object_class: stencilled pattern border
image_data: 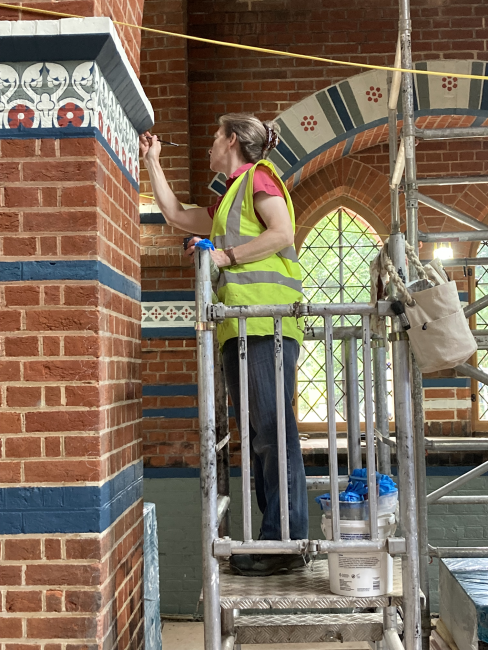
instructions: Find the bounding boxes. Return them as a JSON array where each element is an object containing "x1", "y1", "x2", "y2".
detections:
[
  {"x1": 142, "y1": 302, "x2": 196, "y2": 328},
  {"x1": 0, "y1": 60, "x2": 139, "y2": 184}
]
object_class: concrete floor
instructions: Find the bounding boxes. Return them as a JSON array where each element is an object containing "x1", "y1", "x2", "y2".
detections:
[{"x1": 161, "y1": 621, "x2": 371, "y2": 649}]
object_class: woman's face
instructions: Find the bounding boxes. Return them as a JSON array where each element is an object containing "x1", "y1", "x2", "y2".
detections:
[{"x1": 208, "y1": 126, "x2": 233, "y2": 173}]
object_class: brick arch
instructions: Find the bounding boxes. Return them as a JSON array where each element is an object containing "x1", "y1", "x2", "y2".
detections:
[
  {"x1": 207, "y1": 60, "x2": 488, "y2": 200},
  {"x1": 292, "y1": 158, "x2": 391, "y2": 251}
]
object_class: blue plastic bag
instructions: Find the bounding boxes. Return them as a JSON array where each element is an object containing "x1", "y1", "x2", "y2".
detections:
[{"x1": 195, "y1": 238, "x2": 215, "y2": 251}]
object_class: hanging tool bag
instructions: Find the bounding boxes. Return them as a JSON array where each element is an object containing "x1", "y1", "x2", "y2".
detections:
[{"x1": 386, "y1": 243, "x2": 477, "y2": 374}]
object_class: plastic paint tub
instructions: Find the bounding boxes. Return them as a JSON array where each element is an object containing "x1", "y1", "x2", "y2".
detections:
[
  {"x1": 318, "y1": 491, "x2": 398, "y2": 520},
  {"x1": 322, "y1": 513, "x2": 396, "y2": 596}
]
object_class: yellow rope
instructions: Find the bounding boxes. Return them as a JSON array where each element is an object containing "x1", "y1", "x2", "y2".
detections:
[{"x1": 1, "y1": 2, "x2": 488, "y2": 81}]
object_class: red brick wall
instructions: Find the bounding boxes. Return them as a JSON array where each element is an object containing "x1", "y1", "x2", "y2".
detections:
[
  {"x1": 0, "y1": 136, "x2": 143, "y2": 647},
  {"x1": 0, "y1": 501, "x2": 143, "y2": 648},
  {"x1": 142, "y1": 338, "x2": 199, "y2": 468},
  {"x1": 0, "y1": 0, "x2": 145, "y2": 75},
  {"x1": 0, "y1": 139, "x2": 141, "y2": 484},
  {"x1": 140, "y1": 0, "x2": 191, "y2": 202}
]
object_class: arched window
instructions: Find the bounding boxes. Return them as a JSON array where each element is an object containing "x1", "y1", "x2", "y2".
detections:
[{"x1": 297, "y1": 206, "x2": 389, "y2": 428}]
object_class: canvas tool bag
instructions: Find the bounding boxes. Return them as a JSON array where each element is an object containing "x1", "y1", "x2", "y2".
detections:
[{"x1": 386, "y1": 243, "x2": 477, "y2": 374}]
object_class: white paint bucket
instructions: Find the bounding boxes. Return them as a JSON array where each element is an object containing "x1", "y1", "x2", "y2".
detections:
[{"x1": 322, "y1": 513, "x2": 396, "y2": 596}]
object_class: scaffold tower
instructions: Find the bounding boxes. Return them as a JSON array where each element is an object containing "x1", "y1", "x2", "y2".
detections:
[{"x1": 194, "y1": 1, "x2": 488, "y2": 648}]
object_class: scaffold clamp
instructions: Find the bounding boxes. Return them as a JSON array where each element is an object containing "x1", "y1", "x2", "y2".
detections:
[
  {"x1": 195, "y1": 321, "x2": 216, "y2": 331},
  {"x1": 388, "y1": 331, "x2": 409, "y2": 342},
  {"x1": 209, "y1": 302, "x2": 226, "y2": 322}
]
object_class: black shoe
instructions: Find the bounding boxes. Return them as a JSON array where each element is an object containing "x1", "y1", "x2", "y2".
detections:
[{"x1": 229, "y1": 553, "x2": 310, "y2": 577}]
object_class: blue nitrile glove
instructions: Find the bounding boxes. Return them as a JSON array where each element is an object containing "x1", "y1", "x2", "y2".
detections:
[
  {"x1": 348, "y1": 468, "x2": 397, "y2": 495},
  {"x1": 339, "y1": 491, "x2": 363, "y2": 502},
  {"x1": 378, "y1": 473, "x2": 398, "y2": 495},
  {"x1": 315, "y1": 493, "x2": 330, "y2": 509},
  {"x1": 315, "y1": 491, "x2": 364, "y2": 506},
  {"x1": 195, "y1": 239, "x2": 215, "y2": 251}
]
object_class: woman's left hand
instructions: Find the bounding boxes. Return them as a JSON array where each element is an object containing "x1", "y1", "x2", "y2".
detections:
[
  {"x1": 210, "y1": 249, "x2": 232, "y2": 268},
  {"x1": 185, "y1": 240, "x2": 230, "y2": 267}
]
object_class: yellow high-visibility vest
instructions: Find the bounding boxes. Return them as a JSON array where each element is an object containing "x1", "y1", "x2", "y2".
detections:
[{"x1": 210, "y1": 159, "x2": 304, "y2": 346}]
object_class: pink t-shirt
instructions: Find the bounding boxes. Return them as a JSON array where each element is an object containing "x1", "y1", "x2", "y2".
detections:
[{"x1": 208, "y1": 163, "x2": 284, "y2": 226}]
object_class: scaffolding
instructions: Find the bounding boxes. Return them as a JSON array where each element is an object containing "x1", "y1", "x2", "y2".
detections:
[{"x1": 194, "y1": 0, "x2": 488, "y2": 648}]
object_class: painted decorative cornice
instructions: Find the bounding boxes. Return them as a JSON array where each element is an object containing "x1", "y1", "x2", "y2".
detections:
[
  {"x1": 209, "y1": 60, "x2": 488, "y2": 194},
  {"x1": 0, "y1": 18, "x2": 154, "y2": 188}
]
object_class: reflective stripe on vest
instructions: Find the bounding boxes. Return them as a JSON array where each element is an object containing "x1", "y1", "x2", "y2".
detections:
[{"x1": 217, "y1": 269, "x2": 303, "y2": 293}]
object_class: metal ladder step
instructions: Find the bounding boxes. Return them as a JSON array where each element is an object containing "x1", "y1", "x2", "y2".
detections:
[
  {"x1": 219, "y1": 558, "x2": 418, "y2": 610},
  {"x1": 234, "y1": 612, "x2": 395, "y2": 644}
]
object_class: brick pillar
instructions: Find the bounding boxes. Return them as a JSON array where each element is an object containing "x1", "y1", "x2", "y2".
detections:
[{"x1": 0, "y1": 18, "x2": 153, "y2": 649}]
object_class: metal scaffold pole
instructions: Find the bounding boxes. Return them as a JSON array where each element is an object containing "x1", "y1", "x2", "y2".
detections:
[
  {"x1": 383, "y1": 4, "x2": 422, "y2": 647},
  {"x1": 389, "y1": 234, "x2": 422, "y2": 650},
  {"x1": 195, "y1": 248, "x2": 222, "y2": 650},
  {"x1": 398, "y1": 0, "x2": 431, "y2": 645},
  {"x1": 214, "y1": 334, "x2": 231, "y2": 537}
]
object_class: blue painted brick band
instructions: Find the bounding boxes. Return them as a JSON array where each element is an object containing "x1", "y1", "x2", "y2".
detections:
[
  {"x1": 142, "y1": 291, "x2": 195, "y2": 302},
  {"x1": 143, "y1": 406, "x2": 235, "y2": 418},
  {"x1": 143, "y1": 384, "x2": 198, "y2": 397},
  {"x1": 422, "y1": 378, "x2": 471, "y2": 388},
  {"x1": 140, "y1": 212, "x2": 166, "y2": 224},
  {"x1": 142, "y1": 327, "x2": 195, "y2": 339},
  {"x1": 0, "y1": 461, "x2": 143, "y2": 535},
  {"x1": 0, "y1": 260, "x2": 141, "y2": 302},
  {"x1": 142, "y1": 465, "x2": 488, "y2": 479}
]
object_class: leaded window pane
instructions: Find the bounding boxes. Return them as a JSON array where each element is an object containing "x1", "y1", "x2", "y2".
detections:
[
  {"x1": 297, "y1": 207, "x2": 393, "y2": 423},
  {"x1": 476, "y1": 242, "x2": 488, "y2": 420}
]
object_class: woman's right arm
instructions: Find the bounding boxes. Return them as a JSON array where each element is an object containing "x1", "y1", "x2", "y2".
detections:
[{"x1": 140, "y1": 133, "x2": 213, "y2": 235}]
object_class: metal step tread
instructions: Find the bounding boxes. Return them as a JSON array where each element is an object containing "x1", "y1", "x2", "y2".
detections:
[
  {"x1": 234, "y1": 612, "x2": 387, "y2": 643},
  {"x1": 220, "y1": 557, "x2": 412, "y2": 610}
]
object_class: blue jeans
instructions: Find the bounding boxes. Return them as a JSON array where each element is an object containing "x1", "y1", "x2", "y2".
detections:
[{"x1": 222, "y1": 335, "x2": 309, "y2": 541}]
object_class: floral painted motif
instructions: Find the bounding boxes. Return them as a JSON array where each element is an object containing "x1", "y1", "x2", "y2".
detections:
[
  {"x1": 57, "y1": 102, "x2": 84, "y2": 127},
  {"x1": 301, "y1": 115, "x2": 317, "y2": 132},
  {"x1": 442, "y1": 76, "x2": 458, "y2": 91},
  {"x1": 366, "y1": 86, "x2": 382, "y2": 103},
  {"x1": 8, "y1": 104, "x2": 35, "y2": 128},
  {"x1": 0, "y1": 61, "x2": 140, "y2": 186},
  {"x1": 164, "y1": 307, "x2": 179, "y2": 320}
]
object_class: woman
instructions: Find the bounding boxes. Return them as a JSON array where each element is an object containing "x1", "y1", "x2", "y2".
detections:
[{"x1": 140, "y1": 113, "x2": 308, "y2": 576}]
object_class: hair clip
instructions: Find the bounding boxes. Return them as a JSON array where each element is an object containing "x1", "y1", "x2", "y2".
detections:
[{"x1": 263, "y1": 124, "x2": 279, "y2": 153}]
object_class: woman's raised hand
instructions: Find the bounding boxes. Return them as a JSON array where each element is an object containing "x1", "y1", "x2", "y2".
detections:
[{"x1": 139, "y1": 132, "x2": 161, "y2": 166}]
